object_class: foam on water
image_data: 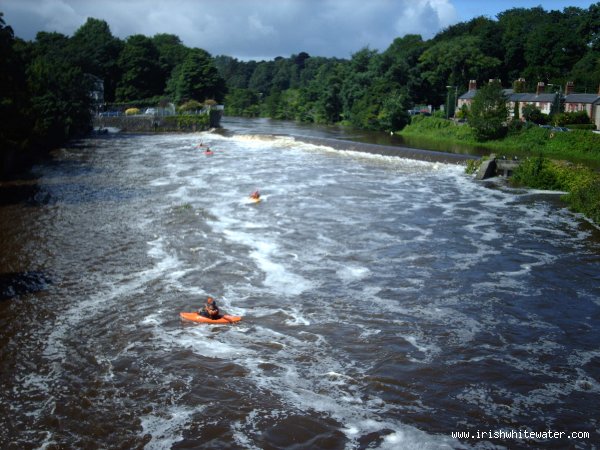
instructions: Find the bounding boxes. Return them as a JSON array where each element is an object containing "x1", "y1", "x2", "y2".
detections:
[
  {"x1": 7, "y1": 127, "x2": 598, "y2": 449},
  {"x1": 140, "y1": 405, "x2": 200, "y2": 450}
]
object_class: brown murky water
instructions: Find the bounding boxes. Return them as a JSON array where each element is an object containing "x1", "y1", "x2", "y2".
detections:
[{"x1": 1, "y1": 118, "x2": 599, "y2": 449}]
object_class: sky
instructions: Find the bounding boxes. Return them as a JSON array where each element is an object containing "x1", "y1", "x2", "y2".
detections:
[{"x1": 1, "y1": 0, "x2": 597, "y2": 60}]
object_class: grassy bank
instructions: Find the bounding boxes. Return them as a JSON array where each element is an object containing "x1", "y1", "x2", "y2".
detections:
[
  {"x1": 399, "y1": 116, "x2": 600, "y2": 224},
  {"x1": 400, "y1": 116, "x2": 600, "y2": 166}
]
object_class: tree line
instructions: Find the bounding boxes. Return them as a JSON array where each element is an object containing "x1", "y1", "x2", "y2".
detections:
[
  {"x1": 220, "y1": 4, "x2": 600, "y2": 131},
  {"x1": 0, "y1": 14, "x2": 226, "y2": 176},
  {"x1": 1, "y1": 4, "x2": 599, "y2": 176}
]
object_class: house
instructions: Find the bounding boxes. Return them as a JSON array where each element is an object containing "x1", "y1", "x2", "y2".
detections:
[
  {"x1": 508, "y1": 82, "x2": 557, "y2": 117},
  {"x1": 456, "y1": 80, "x2": 478, "y2": 110},
  {"x1": 563, "y1": 81, "x2": 600, "y2": 130},
  {"x1": 458, "y1": 79, "x2": 600, "y2": 129}
]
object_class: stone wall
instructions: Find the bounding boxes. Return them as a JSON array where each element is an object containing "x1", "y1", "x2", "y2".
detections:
[{"x1": 93, "y1": 110, "x2": 222, "y2": 132}]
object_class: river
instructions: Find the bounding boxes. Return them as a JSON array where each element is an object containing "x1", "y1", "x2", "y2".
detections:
[{"x1": 0, "y1": 117, "x2": 599, "y2": 449}]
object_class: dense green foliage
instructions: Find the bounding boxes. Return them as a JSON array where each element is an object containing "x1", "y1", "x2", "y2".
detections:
[
  {"x1": 0, "y1": 14, "x2": 226, "y2": 177},
  {"x1": 402, "y1": 116, "x2": 600, "y2": 164},
  {"x1": 468, "y1": 80, "x2": 509, "y2": 141},
  {"x1": 1, "y1": 4, "x2": 600, "y2": 178},
  {"x1": 512, "y1": 157, "x2": 600, "y2": 223},
  {"x1": 215, "y1": 4, "x2": 600, "y2": 131}
]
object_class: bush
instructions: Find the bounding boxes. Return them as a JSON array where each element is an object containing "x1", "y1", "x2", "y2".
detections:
[
  {"x1": 125, "y1": 107, "x2": 140, "y2": 115},
  {"x1": 565, "y1": 179, "x2": 600, "y2": 223},
  {"x1": 178, "y1": 100, "x2": 203, "y2": 113},
  {"x1": 465, "y1": 158, "x2": 482, "y2": 174},
  {"x1": 511, "y1": 156, "x2": 563, "y2": 190},
  {"x1": 163, "y1": 114, "x2": 209, "y2": 129},
  {"x1": 521, "y1": 104, "x2": 549, "y2": 125},
  {"x1": 468, "y1": 80, "x2": 509, "y2": 141},
  {"x1": 554, "y1": 111, "x2": 592, "y2": 126},
  {"x1": 566, "y1": 124, "x2": 597, "y2": 130}
]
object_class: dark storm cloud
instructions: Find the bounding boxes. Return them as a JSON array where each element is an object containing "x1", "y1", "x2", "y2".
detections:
[{"x1": 1, "y1": 0, "x2": 458, "y2": 59}]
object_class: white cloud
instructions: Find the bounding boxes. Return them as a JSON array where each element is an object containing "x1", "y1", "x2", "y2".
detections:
[
  {"x1": 2, "y1": 0, "x2": 458, "y2": 59},
  {"x1": 247, "y1": 13, "x2": 276, "y2": 37},
  {"x1": 394, "y1": 0, "x2": 457, "y2": 36}
]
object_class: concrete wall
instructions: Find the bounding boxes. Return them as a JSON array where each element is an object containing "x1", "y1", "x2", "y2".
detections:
[{"x1": 93, "y1": 111, "x2": 222, "y2": 132}]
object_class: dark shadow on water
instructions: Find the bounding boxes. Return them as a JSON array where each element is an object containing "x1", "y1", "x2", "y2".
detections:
[
  {"x1": 0, "y1": 182, "x2": 49, "y2": 207},
  {"x1": 0, "y1": 271, "x2": 52, "y2": 301}
]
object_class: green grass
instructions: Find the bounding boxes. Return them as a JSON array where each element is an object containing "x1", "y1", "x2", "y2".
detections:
[{"x1": 400, "y1": 116, "x2": 600, "y2": 167}]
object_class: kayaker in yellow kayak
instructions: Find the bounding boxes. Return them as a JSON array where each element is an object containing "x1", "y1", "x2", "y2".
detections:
[{"x1": 250, "y1": 190, "x2": 260, "y2": 200}]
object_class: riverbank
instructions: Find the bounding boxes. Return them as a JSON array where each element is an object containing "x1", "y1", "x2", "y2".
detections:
[
  {"x1": 399, "y1": 116, "x2": 600, "y2": 224},
  {"x1": 400, "y1": 116, "x2": 600, "y2": 167}
]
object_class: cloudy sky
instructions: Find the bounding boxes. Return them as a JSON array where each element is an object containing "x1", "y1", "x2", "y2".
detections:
[{"x1": 1, "y1": 0, "x2": 596, "y2": 60}]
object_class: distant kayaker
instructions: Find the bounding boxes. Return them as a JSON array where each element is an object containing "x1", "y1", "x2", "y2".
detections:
[
  {"x1": 198, "y1": 296, "x2": 221, "y2": 320},
  {"x1": 250, "y1": 190, "x2": 260, "y2": 200}
]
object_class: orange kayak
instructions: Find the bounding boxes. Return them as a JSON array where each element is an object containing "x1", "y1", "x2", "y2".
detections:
[{"x1": 180, "y1": 312, "x2": 242, "y2": 324}]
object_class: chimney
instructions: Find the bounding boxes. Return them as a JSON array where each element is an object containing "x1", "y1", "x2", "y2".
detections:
[
  {"x1": 468, "y1": 80, "x2": 477, "y2": 91},
  {"x1": 513, "y1": 78, "x2": 526, "y2": 93},
  {"x1": 565, "y1": 81, "x2": 575, "y2": 95},
  {"x1": 536, "y1": 81, "x2": 545, "y2": 96}
]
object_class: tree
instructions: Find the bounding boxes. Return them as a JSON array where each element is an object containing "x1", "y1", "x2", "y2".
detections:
[
  {"x1": 521, "y1": 104, "x2": 548, "y2": 124},
  {"x1": 152, "y1": 33, "x2": 188, "y2": 90},
  {"x1": 27, "y1": 49, "x2": 93, "y2": 145},
  {"x1": 115, "y1": 35, "x2": 162, "y2": 101},
  {"x1": 166, "y1": 48, "x2": 226, "y2": 103},
  {"x1": 70, "y1": 18, "x2": 123, "y2": 101},
  {"x1": 497, "y1": 7, "x2": 548, "y2": 81},
  {"x1": 377, "y1": 90, "x2": 411, "y2": 131},
  {"x1": 224, "y1": 88, "x2": 260, "y2": 116},
  {"x1": 468, "y1": 80, "x2": 508, "y2": 141},
  {"x1": 419, "y1": 35, "x2": 501, "y2": 104},
  {"x1": 248, "y1": 61, "x2": 274, "y2": 94},
  {"x1": 380, "y1": 35, "x2": 427, "y2": 102},
  {"x1": 0, "y1": 12, "x2": 31, "y2": 174}
]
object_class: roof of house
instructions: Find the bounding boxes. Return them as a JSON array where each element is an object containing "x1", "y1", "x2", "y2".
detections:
[
  {"x1": 460, "y1": 87, "x2": 600, "y2": 105},
  {"x1": 507, "y1": 93, "x2": 557, "y2": 102},
  {"x1": 459, "y1": 89, "x2": 556, "y2": 103},
  {"x1": 564, "y1": 93, "x2": 600, "y2": 104}
]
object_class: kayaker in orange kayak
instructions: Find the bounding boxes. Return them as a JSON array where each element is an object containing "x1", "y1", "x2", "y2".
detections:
[{"x1": 198, "y1": 296, "x2": 221, "y2": 320}]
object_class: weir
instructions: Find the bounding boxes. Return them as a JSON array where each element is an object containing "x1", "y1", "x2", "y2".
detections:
[{"x1": 476, "y1": 154, "x2": 521, "y2": 179}]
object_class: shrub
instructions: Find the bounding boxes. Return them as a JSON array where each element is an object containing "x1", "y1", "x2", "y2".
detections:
[
  {"x1": 163, "y1": 114, "x2": 209, "y2": 129},
  {"x1": 565, "y1": 179, "x2": 600, "y2": 223},
  {"x1": 178, "y1": 100, "x2": 203, "y2": 113},
  {"x1": 465, "y1": 159, "x2": 482, "y2": 174},
  {"x1": 468, "y1": 80, "x2": 508, "y2": 141},
  {"x1": 566, "y1": 124, "x2": 597, "y2": 130},
  {"x1": 554, "y1": 111, "x2": 592, "y2": 126},
  {"x1": 511, "y1": 156, "x2": 563, "y2": 190},
  {"x1": 521, "y1": 104, "x2": 550, "y2": 125},
  {"x1": 125, "y1": 107, "x2": 140, "y2": 115}
]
